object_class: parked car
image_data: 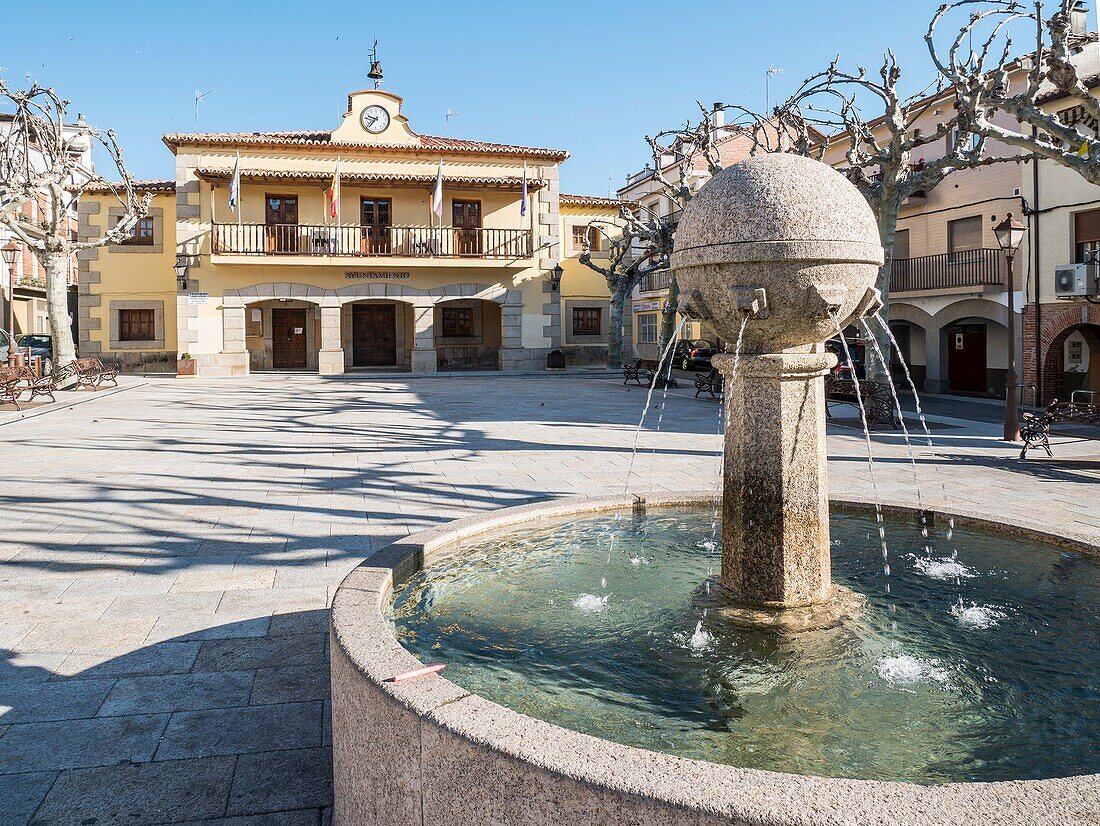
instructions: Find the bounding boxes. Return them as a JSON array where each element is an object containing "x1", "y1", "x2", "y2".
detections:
[
  {"x1": 675, "y1": 339, "x2": 719, "y2": 370},
  {"x1": 825, "y1": 336, "x2": 866, "y2": 380},
  {"x1": 16, "y1": 333, "x2": 53, "y2": 373},
  {"x1": 0, "y1": 329, "x2": 8, "y2": 363}
]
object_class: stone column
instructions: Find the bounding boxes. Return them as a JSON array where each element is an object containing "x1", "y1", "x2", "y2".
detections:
[
  {"x1": 318, "y1": 304, "x2": 345, "y2": 375},
  {"x1": 411, "y1": 304, "x2": 437, "y2": 373},
  {"x1": 219, "y1": 304, "x2": 249, "y2": 376},
  {"x1": 924, "y1": 327, "x2": 944, "y2": 394},
  {"x1": 714, "y1": 350, "x2": 836, "y2": 607},
  {"x1": 499, "y1": 301, "x2": 525, "y2": 370}
]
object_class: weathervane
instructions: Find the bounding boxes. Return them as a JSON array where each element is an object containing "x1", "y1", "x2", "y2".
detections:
[{"x1": 367, "y1": 40, "x2": 383, "y2": 89}]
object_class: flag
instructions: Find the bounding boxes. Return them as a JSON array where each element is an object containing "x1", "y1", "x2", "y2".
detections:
[
  {"x1": 520, "y1": 162, "x2": 528, "y2": 218},
  {"x1": 1077, "y1": 138, "x2": 1091, "y2": 158},
  {"x1": 327, "y1": 159, "x2": 341, "y2": 222},
  {"x1": 431, "y1": 159, "x2": 444, "y2": 218},
  {"x1": 228, "y1": 151, "x2": 241, "y2": 213}
]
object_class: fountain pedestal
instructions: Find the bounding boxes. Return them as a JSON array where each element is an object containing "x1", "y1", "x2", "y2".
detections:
[{"x1": 715, "y1": 350, "x2": 836, "y2": 607}]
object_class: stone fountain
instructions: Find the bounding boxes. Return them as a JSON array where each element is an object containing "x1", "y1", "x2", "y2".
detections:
[{"x1": 671, "y1": 153, "x2": 883, "y2": 625}]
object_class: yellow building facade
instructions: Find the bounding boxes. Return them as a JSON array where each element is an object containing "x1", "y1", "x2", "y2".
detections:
[{"x1": 79, "y1": 88, "x2": 617, "y2": 375}]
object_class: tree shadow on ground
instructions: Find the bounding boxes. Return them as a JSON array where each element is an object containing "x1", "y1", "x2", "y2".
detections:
[{"x1": 0, "y1": 612, "x2": 333, "y2": 826}]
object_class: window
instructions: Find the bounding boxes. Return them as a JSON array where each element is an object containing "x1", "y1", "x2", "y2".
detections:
[
  {"x1": 947, "y1": 216, "x2": 983, "y2": 261},
  {"x1": 441, "y1": 307, "x2": 474, "y2": 337},
  {"x1": 118, "y1": 308, "x2": 155, "y2": 342},
  {"x1": 1075, "y1": 208, "x2": 1100, "y2": 263},
  {"x1": 117, "y1": 216, "x2": 154, "y2": 246},
  {"x1": 572, "y1": 307, "x2": 602, "y2": 336},
  {"x1": 637, "y1": 312, "x2": 658, "y2": 344},
  {"x1": 893, "y1": 229, "x2": 910, "y2": 261},
  {"x1": 572, "y1": 225, "x2": 602, "y2": 253}
]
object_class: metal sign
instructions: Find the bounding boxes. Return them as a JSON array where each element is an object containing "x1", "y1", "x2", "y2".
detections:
[{"x1": 187, "y1": 292, "x2": 210, "y2": 305}]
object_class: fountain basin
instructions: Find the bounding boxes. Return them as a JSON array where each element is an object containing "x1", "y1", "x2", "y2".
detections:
[{"x1": 329, "y1": 492, "x2": 1100, "y2": 826}]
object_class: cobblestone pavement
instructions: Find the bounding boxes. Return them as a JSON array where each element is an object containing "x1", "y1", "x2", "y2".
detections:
[{"x1": 1, "y1": 375, "x2": 1098, "y2": 824}]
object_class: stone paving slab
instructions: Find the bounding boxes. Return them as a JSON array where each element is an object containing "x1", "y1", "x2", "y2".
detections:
[{"x1": 0, "y1": 374, "x2": 1097, "y2": 823}]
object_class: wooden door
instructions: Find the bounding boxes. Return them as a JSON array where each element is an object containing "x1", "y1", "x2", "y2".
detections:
[
  {"x1": 272, "y1": 308, "x2": 307, "y2": 369},
  {"x1": 352, "y1": 304, "x2": 397, "y2": 367},
  {"x1": 452, "y1": 200, "x2": 481, "y2": 256},
  {"x1": 947, "y1": 325, "x2": 987, "y2": 393},
  {"x1": 265, "y1": 195, "x2": 299, "y2": 253},
  {"x1": 360, "y1": 198, "x2": 391, "y2": 255}
]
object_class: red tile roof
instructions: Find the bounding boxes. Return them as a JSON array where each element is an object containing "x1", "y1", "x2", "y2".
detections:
[
  {"x1": 560, "y1": 194, "x2": 630, "y2": 209},
  {"x1": 162, "y1": 130, "x2": 569, "y2": 160},
  {"x1": 84, "y1": 179, "x2": 176, "y2": 194},
  {"x1": 192, "y1": 168, "x2": 545, "y2": 190}
]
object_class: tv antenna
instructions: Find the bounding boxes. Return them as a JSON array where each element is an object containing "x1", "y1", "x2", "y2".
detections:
[
  {"x1": 445, "y1": 109, "x2": 459, "y2": 135},
  {"x1": 194, "y1": 88, "x2": 215, "y2": 130}
]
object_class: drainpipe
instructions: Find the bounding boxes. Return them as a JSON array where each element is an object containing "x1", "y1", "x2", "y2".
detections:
[{"x1": 1032, "y1": 126, "x2": 1042, "y2": 406}]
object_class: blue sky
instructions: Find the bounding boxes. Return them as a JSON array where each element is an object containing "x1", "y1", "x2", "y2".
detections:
[{"x1": 5, "y1": 0, "x2": 1080, "y2": 196}]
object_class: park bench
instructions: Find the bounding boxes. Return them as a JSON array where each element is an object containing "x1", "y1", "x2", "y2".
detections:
[
  {"x1": 694, "y1": 368, "x2": 724, "y2": 399},
  {"x1": 68, "y1": 357, "x2": 120, "y2": 390},
  {"x1": 0, "y1": 366, "x2": 26, "y2": 410},
  {"x1": 824, "y1": 374, "x2": 898, "y2": 430},
  {"x1": 20, "y1": 367, "x2": 58, "y2": 403},
  {"x1": 1019, "y1": 391, "x2": 1100, "y2": 459},
  {"x1": 622, "y1": 359, "x2": 678, "y2": 389}
]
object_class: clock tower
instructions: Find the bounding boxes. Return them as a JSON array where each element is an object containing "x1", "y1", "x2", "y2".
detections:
[{"x1": 329, "y1": 89, "x2": 419, "y2": 146}]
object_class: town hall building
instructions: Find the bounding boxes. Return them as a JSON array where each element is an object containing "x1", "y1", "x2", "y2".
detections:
[{"x1": 77, "y1": 84, "x2": 620, "y2": 375}]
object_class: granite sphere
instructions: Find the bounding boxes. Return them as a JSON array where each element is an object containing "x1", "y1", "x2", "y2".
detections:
[{"x1": 670, "y1": 153, "x2": 884, "y2": 352}]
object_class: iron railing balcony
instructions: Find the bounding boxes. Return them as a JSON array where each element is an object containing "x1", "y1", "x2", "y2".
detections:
[
  {"x1": 891, "y1": 248, "x2": 1007, "y2": 293},
  {"x1": 211, "y1": 223, "x2": 533, "y2": 260},
  {"x1": 639, "y1": 269, "x2": 671, "y2": 293}
]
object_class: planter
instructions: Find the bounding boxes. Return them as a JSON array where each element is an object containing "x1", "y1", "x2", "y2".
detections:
[{"x1": 177, "y1": 358, "x2": 197, "y2": 377}]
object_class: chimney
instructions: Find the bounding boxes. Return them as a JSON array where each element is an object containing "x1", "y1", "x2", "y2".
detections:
[
  {"x1": 1069, "y1": 1, "x2": 1088, "y2": 37},
  {"x1": 710, "y1": 103, "x2": 725, "y2": 129}
]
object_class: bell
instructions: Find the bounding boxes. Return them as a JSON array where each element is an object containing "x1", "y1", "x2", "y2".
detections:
[{"x1": 367, "y1": 61, "x2": 383, "y2": 82}]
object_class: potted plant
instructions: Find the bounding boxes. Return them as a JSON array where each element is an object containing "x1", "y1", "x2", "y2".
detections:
[{"x1": 177, "y1": 352, "x2": 197, "y2": 376}]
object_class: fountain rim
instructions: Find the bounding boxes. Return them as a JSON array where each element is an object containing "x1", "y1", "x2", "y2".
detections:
[{"x1": 330, "y1": 491, "x2": 1100, "y2": 825}]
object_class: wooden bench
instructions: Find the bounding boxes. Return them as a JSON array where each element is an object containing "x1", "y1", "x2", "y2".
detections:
[
  {"x1": 0, "y1": 366, "x2": 26, "y2": 410},
  {"x1": 824, "y1": 375, "x2": 898, "y2": 429},
  {"x1": 1020, "y1": 391, "x2": 1100, "y2": 459},
  {"x1": 69, "y1": 357, "x2": 120, "y2": 390},
  {"x1": 694, "y1": 368, "x2": 724, "y2": 399}
]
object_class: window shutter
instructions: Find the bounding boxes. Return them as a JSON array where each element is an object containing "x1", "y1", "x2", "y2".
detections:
[
  {"x1": 948, "y1": 216, "x2": 983, "y2": 254},
  {"x1": 1074, "y1": 209, "x2": 1100, "y2": 244},
  {"x1": 893, "y1": 229, "x2": 910, "y2": 260}
]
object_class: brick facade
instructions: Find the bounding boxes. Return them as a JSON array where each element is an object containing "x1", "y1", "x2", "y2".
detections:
[{"x1": 1022, "y1": 301, "x2": 1100, "y2": 405}]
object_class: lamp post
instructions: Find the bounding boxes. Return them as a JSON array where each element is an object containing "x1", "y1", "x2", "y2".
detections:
[
  {"x1": 994, "y1": 213, "x2": 1027, "y2": 442},
  {"x1": 2, "y1": 242, "x2": 18, "y2": 365}
]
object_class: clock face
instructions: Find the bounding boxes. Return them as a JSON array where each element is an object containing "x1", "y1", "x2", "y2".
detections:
[{"x1": 360, "y1": 105, "x2": 390, "y2": 134}]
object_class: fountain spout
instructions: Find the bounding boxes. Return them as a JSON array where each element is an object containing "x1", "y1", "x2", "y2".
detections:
[{"x1": 670, "y1": 154, "x2": 884, "y2": 622}]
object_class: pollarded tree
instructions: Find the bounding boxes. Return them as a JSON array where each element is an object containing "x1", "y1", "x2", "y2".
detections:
[
  {"x1": 0, "y1": 81, "x2": 150, "y2": 375},
  {"x1": 771, "y1": 52, "x2": 1023, "y2": 378},
  {"x1": 929, "y1": 0, "x2": 1100, "y2": 182}
]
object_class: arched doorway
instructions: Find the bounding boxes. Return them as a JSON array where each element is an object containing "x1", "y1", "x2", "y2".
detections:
[
  {"x1": 434, "y1": 298, "x2": 502, "y2": 371},
  {"x1": 1043, "y1": 322, "x2": 1100, "y2": 402},
  {"x1": 931, "y1": 299, "x2": 1012, "y2": 398},
  {"x1": 243, "y1": 299, "x2": 319, "y2": 372}
]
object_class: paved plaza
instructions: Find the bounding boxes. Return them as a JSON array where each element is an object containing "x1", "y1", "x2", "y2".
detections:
[{"x1": 1, "y1": 374, "x2": 1098, "y2": 825}]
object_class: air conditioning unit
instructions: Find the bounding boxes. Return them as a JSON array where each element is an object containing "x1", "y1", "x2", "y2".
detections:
[{"x1": 1054, "y1": 263, "x2": 1100, "y2": 298}]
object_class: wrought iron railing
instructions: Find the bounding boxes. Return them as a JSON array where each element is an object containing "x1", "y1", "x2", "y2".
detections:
[
  {"x1": 212, "y1": 224, "x2": 533, "y2": 259},
  {"x1": 891, "y1": 248, "x2": 1006, "y2": 293},
  {"x1": 640, "y1": 270, "x2": 671, "y2": 293}
]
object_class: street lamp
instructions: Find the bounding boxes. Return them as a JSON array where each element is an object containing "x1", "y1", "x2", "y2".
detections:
[
  {"x1": 994, "y1": 213, "x2": 1027, "y2": 442},
  {"x1": 174, "y1": 254, "x2": 190, "y2": 292},
  {"x1": 2, "y1": 242, "x2": 18, "y2": 364},
  {"x1": 548, "y1": 263, "x2": 563, "y2": 292}
]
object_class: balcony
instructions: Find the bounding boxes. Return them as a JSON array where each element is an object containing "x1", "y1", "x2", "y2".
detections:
[
  {"x1": 640, "y1": 269, "x2": 671, "y2": 293},
  {"x1": 211, "y1": 224, "x2": 532, "y2": 260},
  {"x1": 892, "y1": 248, "x2": 1006, "y2": 293}
]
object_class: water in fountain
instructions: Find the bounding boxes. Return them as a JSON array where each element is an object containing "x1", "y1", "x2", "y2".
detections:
[
  {"x1": 390, "y1": 505, "x2": 1100, "y2": 783},
  {"x1": 876, "y1": 314, "x2": 962, "y2": 596},
  {"x1": 832, "y1": 314, "x2": 895, "y2": 628}
]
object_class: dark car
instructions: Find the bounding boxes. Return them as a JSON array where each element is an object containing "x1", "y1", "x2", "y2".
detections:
[
  {"x1": 16, "y1": 333, "x2": 53, "y2": 372},
  {"x1": 825, "y1": 336, "x2": 866, "y2": 380},
  {"x1": 675, "y1": 339, "x2": 719, "y2": 370}
]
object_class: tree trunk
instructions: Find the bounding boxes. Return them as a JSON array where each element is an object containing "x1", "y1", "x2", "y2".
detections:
[
  {"x1": 867, "y1": 200, "x2": 900, "y2": 384},
  {"x1": 656, "y1": 272, "x2": 680, "y2": 369},
  {"x1": 607, "y1": 283, "x2": 628, "y2": 370},
  {"x1": 43, "y1": 252, "x2": 77, "y2": 378}
]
